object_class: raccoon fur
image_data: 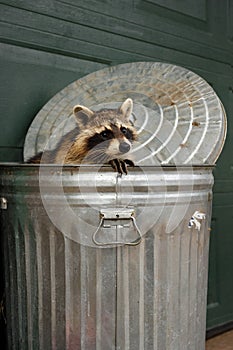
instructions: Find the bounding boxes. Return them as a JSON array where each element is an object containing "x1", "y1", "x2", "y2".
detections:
[{"x1": 27, "y1": 98, "x2": 138, "y2": 174}]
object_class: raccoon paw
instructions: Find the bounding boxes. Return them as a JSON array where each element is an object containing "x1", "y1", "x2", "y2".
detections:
[{"x1": 109, "y1": 159, "x2": 134, "y2": 175}]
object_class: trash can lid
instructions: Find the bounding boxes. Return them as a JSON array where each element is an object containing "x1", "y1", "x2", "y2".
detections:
[{"x1": 24, "y1": 62, "x2": 227, "y2": 165}]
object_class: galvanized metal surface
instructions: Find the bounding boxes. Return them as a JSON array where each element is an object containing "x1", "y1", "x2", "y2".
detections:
[
  {"x1": 1, "y1": 164, "x2": 213, "y2": 350},
  {"x1": 24, "y1": 62, "x2": 227, "y2": 165}
]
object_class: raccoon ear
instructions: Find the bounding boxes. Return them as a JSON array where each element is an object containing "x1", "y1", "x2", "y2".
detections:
[
  {"x1": 119, "y1": 98, "x2": 133, "y2": 121},
  {"x1": 73, "y1": 105, "x2": 94, "y2": 127}
]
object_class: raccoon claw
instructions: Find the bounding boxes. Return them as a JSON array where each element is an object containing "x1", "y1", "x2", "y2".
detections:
[
  {"x1": 109, "y1": 159, "x2": 134, "y2": 175},
  {"x1": 109, "y1": 159, "x2": 125, "y2": 174},
  {"x1": 124, "y1": 159, "x2": 135, "y2": 167}
]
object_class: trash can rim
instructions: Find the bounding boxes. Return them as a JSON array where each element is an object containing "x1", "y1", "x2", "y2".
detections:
[{"x1": 0, "y1": 163, "x2": 215, "y2": 170}]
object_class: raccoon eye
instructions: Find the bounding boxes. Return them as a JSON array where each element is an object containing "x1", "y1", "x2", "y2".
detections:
[
  {"x1": 121, "y1": 126, "x2": 134, "y2": 140},
  {"x1": 121, "y1": 127, "x2": 128, "y2": 135},
  {"x1": 100, "y1": 130, "x2": 111, "y2": 139}
]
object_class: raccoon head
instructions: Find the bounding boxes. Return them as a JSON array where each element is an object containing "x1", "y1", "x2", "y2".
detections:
[{"x1": 72, "y1": 98, "x2": 137, "y2": 163}]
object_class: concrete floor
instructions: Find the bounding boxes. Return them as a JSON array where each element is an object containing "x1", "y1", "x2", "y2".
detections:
[{"x1": 206, "y1": 330, "x2": 233, "y2": 350}]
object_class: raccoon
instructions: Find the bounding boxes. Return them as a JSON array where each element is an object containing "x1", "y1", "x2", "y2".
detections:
[{"x1": 27, "y1": 98, "x2": 138, "y2": 174}]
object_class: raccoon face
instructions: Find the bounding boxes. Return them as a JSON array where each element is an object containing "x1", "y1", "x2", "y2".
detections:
[
  {"x1": 72, "y1": 98, "x2": 137, "y2": 163},
  {"x1": 86, "y1": 123, "x2": 135, "y2": 159}
]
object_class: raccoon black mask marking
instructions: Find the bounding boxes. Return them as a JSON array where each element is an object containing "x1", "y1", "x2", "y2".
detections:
[{"x1": 27, "y1": 98, "x2": 138, "y2": 174}]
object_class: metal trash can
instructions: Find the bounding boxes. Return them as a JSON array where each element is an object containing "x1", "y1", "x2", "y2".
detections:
[{"x1": 0, "y1": 62, "x2": 227, "y2": 350}]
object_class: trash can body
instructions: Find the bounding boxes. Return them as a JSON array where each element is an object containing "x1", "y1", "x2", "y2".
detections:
[{"x1": 0, "y1": 164, "x2": 213, "y2": 350}]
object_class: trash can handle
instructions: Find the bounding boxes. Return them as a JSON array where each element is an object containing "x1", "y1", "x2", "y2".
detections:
[{"x1": 92, "y1": 208, "x2": 142, "y2": 246}]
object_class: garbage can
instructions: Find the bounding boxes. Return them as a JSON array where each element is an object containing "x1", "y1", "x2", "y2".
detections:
[{"x1": 0, "y1": 62, "x2": 227, "y2": 350}]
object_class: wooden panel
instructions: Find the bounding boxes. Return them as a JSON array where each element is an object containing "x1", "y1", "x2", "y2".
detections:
[
  {"x1": 0, "y1": 42, "x2": 106, "y2": 160},
  {"x1": 140, "y1": 0, "x2": 207, "y2": 20},
  {"x1": 207, "y1": 197, "x2": 233, "y2": 329},
  {"x1": 227, "y1": 0, "x2": 233, "y2": 41},
  {"x1": 0, "y1": 1, "x2": 232, "y2": 64}
]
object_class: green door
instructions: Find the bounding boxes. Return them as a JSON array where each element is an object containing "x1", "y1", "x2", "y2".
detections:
[{"x1": 0, "y1": 0, "x2": 232, "y2": 334}]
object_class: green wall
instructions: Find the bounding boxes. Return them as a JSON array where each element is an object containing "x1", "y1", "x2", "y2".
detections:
[{"x1": 0, "y1": 0, "x2": 233, "y2": 331}]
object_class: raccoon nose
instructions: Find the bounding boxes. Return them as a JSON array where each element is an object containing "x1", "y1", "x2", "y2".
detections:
[{"x1": 119, "y1": 142, "x2": 131, "y2": 154}]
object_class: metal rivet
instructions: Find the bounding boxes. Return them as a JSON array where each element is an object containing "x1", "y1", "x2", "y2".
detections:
[{"x1": 0, "y1": 197, "x2": 7, "y2": 210}]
